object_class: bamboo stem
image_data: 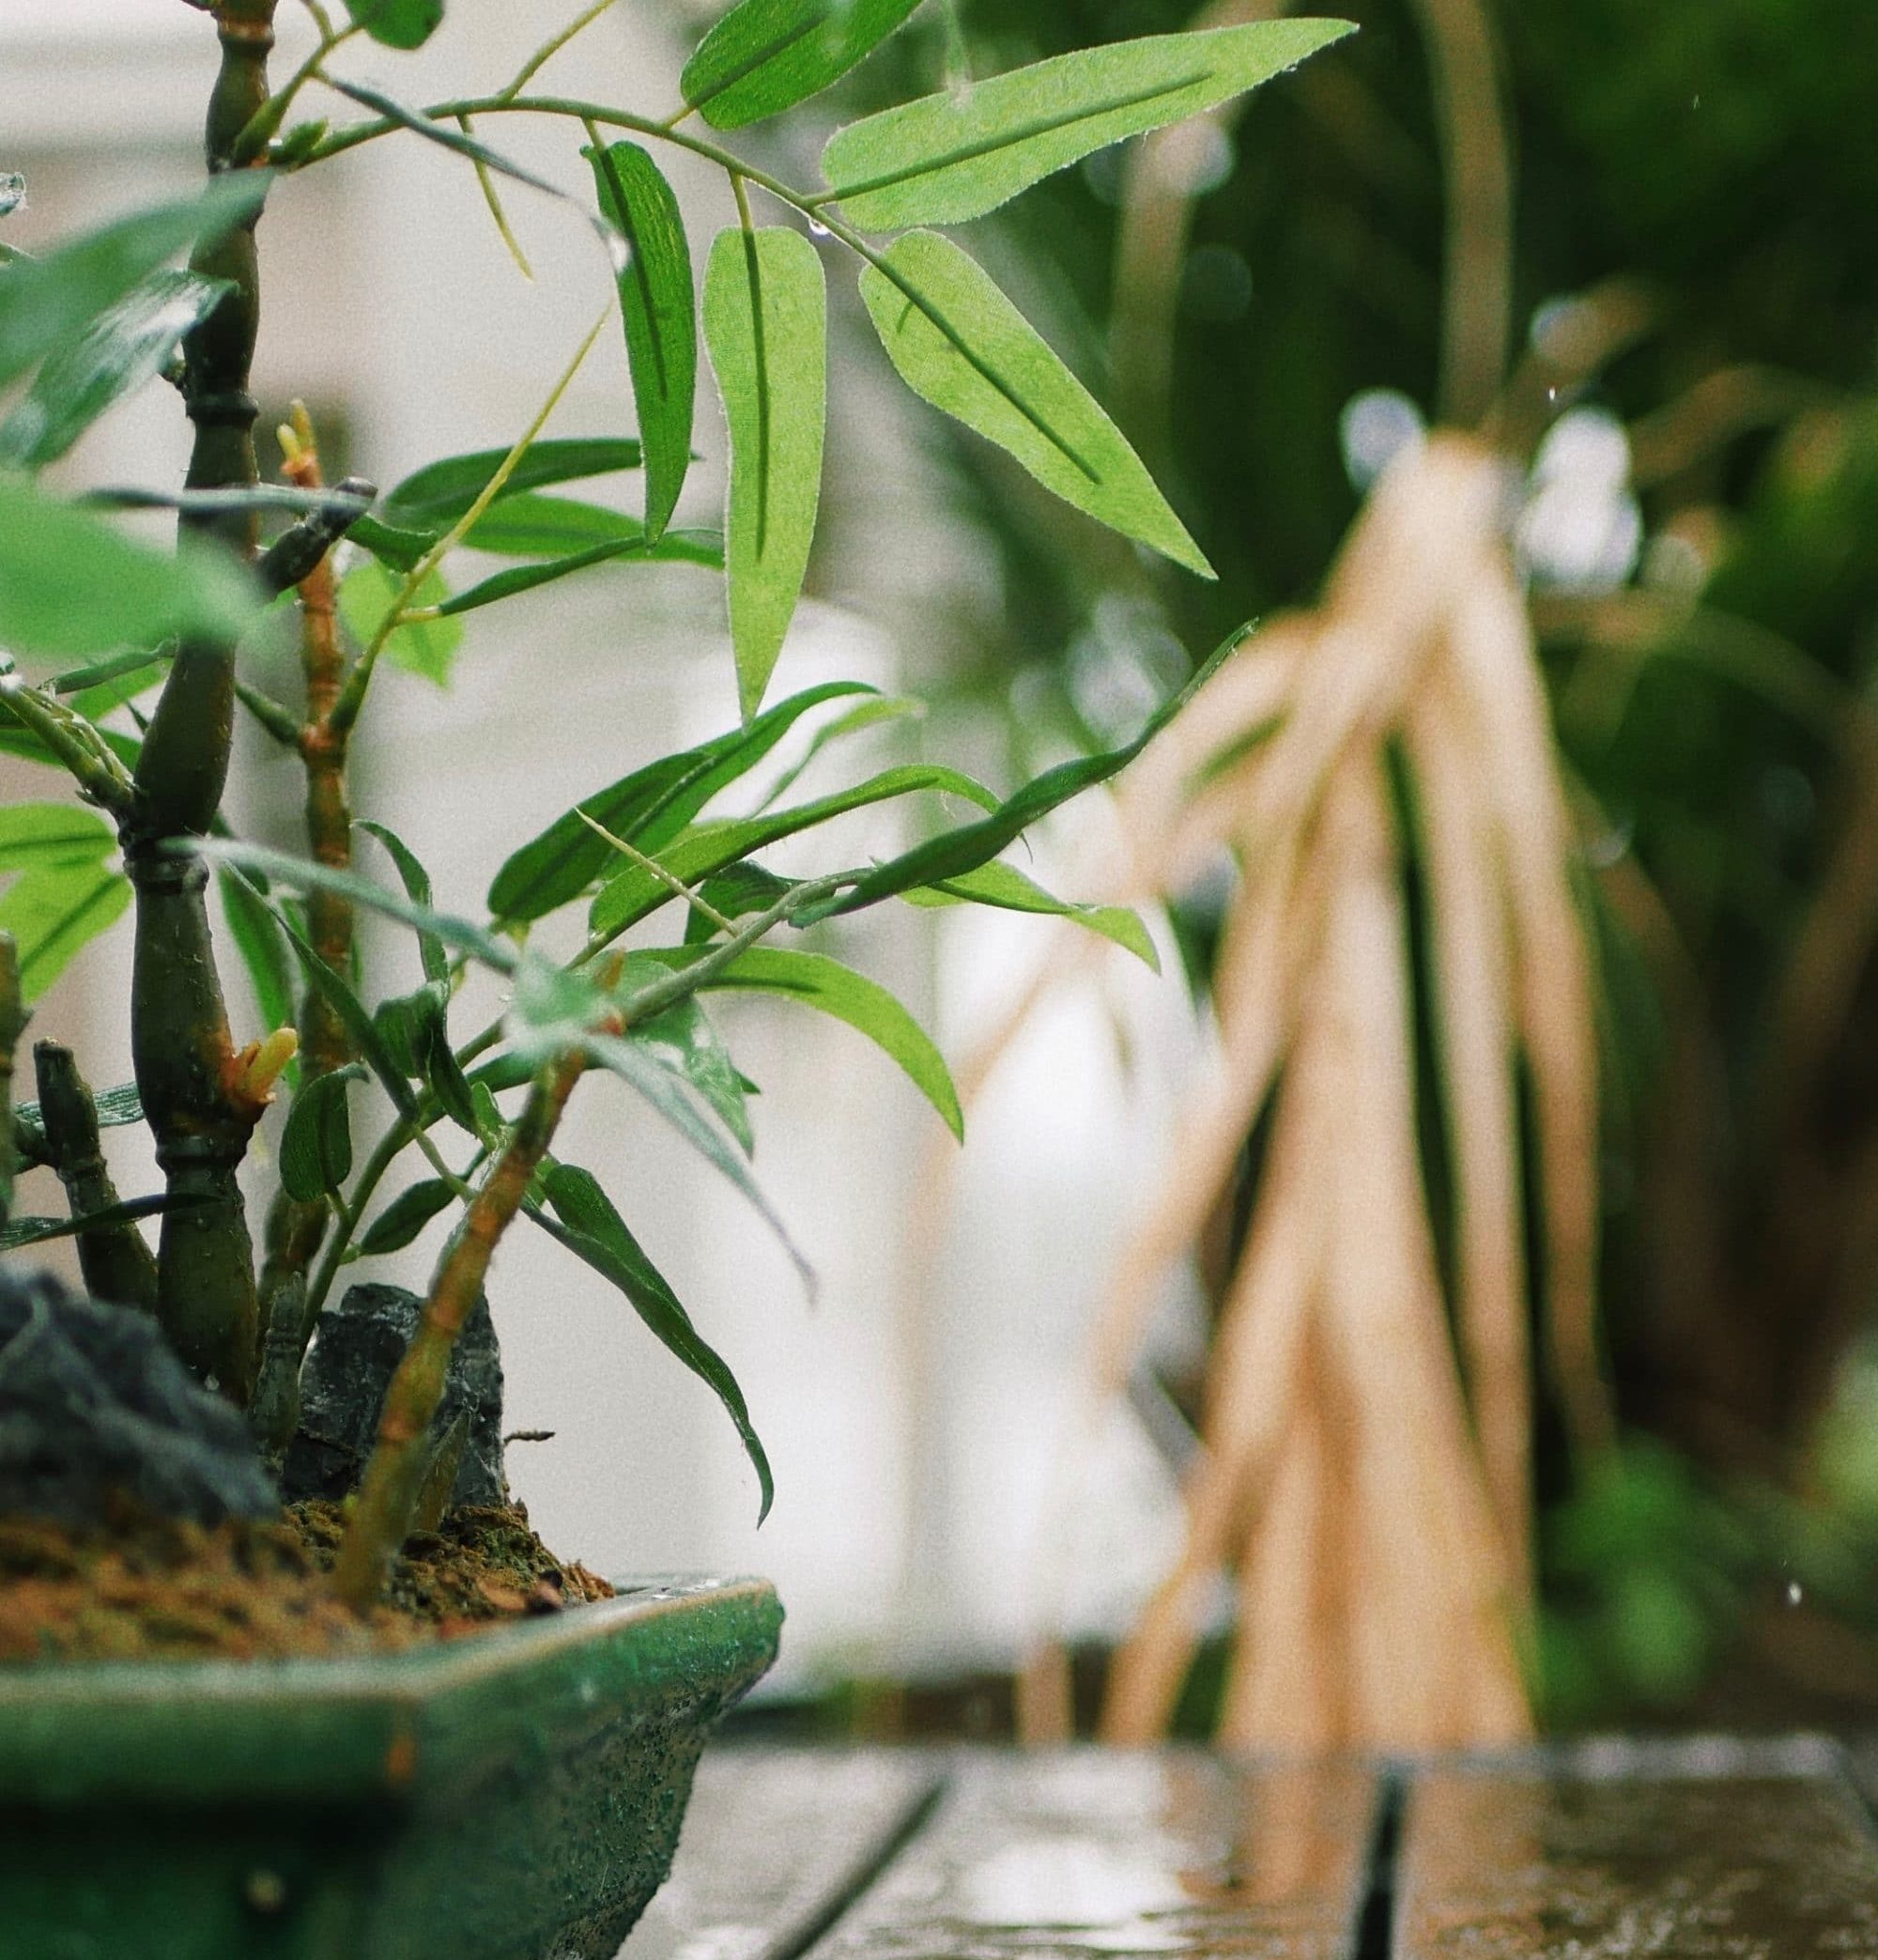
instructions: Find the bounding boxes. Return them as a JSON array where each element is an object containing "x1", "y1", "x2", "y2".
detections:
[
  {"x1": 0, "y1": 936, "x2": 25, "y2": 1227},
  {"x1": 331, "y1": 1050, "x2": 587, "y2": 1609},
  {"x1": 254, "y1": 405, "x2": 360, "y2": 1450},
  {"x1": 32, "y1": 1042, "x2": 161, "y2": 1314},
  {"x1": 123, "y1": 0, "x2": 279, "y2": 1402}
]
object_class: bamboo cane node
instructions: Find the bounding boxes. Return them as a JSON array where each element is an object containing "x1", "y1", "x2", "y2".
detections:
[
  {"x1": 184, "y1": 389, "x2": 260, "y2": 431},
  {"x1": 121, "y1": 840, "x2": 209, "y2": 894}
]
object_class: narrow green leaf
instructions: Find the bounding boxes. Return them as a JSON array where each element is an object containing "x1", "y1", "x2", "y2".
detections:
[
  {"x1": 463, "y1": 493, "x2": 650, "y2": 557},
  {"x1": 218, "y1": 865, "x2": 424, "y2": 1124},
  {"x1": 757, "y1": 692, "x2": 925, "y2": 809},
  {"x1": 683, "y1": 0, "x2": 923, "y2": 131},
  {"x1": 486, "y1": 679, "x2": 873, "y2": 924},
  {"x1": 346, "y1": 512, "x2": 437, "y2": 571},
  {"x1": 0, "y1": 269, "x2": 230, "y2": 471},
  {"x1": 202, "y1": 841, "x2": 517, "y2": 974},
  {"x1": 590, "y1": 762, "x2": 1000, "y2": 937},
  {"x1": 703, "y1": 226, "x2": 827, "y2": 720},
  {"x1": 357, "y1": 819, "x2": 446, "y2": 985},
  {"x1": 279, "y1": 1063, "x2": 361, "y2": 1202},
  {"x1": 808, "y1": 626, "x2": 1244, "y2": 918},
  {"x1": 623, "y1": 967, "x2": 753, "y2": 1154},
  {"x1": 436, "y1": 530, "x2": 721, "y2": 616},
  {"x1": 360, "y1": 1177, "x2": 458, "y2": 1256},
  {"x1": 0, "y1": 173, "x2": 269, "y2": 391},
  {"x1": 14, "y1": 1079, "x2": 143, "y2": 1139},
  {"x1": 344, "y1": 0, "x2": 443, "y2": 49},
  {"x1": 217, "y1": 863, "x2": 298, "y2": 1048},
  {"x1": 0, "y1": 1193, "x2": 203, "y2": 1253},
  {"x1": 336, "y1": 558, "x2": 463, "y2": 686},
  {"x1": 382, "y1": 437, "x2": 645, "y2": 529},
  {"x1": 862, "y1": 232, "x2": 1209, "y2": 575},
  {"x1": 903, "y1": 857, "x2": 1160, "y2": 967},
  {"x1": 586, "y1": 144, "x2": 696, "y2": 541},
  {"x1": 646, "y1": 943, "x2": 962, "y2": 1137},
  {"x1": 0, "y1": 477, "x2": 258, "y2": 658},
  {"x1": 0, "y1": 802, "x2": 115, "y2": 872},
  {"x1": 0, "y1": 862, "x2": 130, "y2": 1002},
  {"x1": 821, "y1": 18, "x2": 1355, "y2": 228},
  {"x1": 682, "y1": 860, "x2": 796, "y2": 943},
  {"x1": 531, "y1": 1164, "x2": 773, "y2": 1520},
  {"x1": 0, "y1": 709, "x2": 141, "y2": 777},
  {"x1": 581, "y1": 1028, "x2": 810, "y2": 1285}
]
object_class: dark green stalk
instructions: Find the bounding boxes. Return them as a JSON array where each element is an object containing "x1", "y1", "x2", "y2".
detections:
[
  {"x1": 122, "y1": 0, "x2": 279, "y2": 1401},
  {"x1": 0, "y1": 936, "x2": 26, "y2": 1227},
  {"x1": 31, "y1": 1042, "x2": 161, "y2": 1314}
]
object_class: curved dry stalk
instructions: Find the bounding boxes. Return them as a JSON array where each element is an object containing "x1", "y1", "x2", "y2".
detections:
[
  {"x1": 1405, "y1": 669, "x2": 1532, "y2": 1604},
  {"x1": 1101, "y1": 1003, "x2": 1332, "y2": 1741},
  {"x1": 1447, "y1": 564, "x2": 1610, "y2": 1458}
]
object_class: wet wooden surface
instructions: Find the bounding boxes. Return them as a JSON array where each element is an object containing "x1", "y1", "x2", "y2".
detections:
[{"x1": 624, "y1": 1744, "x2": 1878, "y2": 1960}]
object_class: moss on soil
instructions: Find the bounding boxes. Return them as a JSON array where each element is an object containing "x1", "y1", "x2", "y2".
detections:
[{"x1": 0, "y1": 1501, "x2": 613, "y2": 1664}]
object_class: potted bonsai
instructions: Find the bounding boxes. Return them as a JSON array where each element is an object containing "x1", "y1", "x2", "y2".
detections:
[{"x1": 0, "y1": 2, "x2": 1348, "y2": 1954}]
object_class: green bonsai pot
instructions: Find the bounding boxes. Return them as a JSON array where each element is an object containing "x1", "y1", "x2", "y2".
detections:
[{"x1": 0, "y1": 1575, "x2": 779, "y2": 1960}]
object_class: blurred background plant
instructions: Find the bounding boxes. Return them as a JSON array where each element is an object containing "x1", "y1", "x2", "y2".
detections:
[{"x1": 855, "y1": 0, "x2": 1878, "y2": 1735}]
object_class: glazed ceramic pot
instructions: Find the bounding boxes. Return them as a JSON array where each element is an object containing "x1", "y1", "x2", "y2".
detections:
[{"x1": 0, "y1": 1575, "x2": 780, "y2": 1960}]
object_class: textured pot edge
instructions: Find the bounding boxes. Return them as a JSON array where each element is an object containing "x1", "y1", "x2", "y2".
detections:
[{"x1": 0, "y1": 1574, "x2": 782, "y2": 1807}]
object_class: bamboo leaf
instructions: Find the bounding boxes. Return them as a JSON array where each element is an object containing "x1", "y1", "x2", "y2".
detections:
[
  {"x1": 861, "y1": 231, "x2": 1209, "y2": 575},
  {"x1": 202, "y1": 841, "x2": 517, "y2": 974},
  {"x1": 902, "y1": 857, "x2": 1160, "y2": 967},
  {"x1": 590, "y1": 762, "x2": 1000, "y2": 937},
  {"x1": 0, "y1": 173, "x2": 269, "y2": 391},
  {"x1": 336, "y1": 559, "x2": 463, "y2": 686},
  {"x1": 579, "y1": 1028, "x2": 810, "y2": 1284},
  {"x1": 463, "y1": 493, "x2": 652, "y2": 557},
  {"x1": 436, "y1": 530, "x2": 721, "y2": 617},
  {"x1": 381, "y1": 437, "x2": 645, "y2": 529},
  {"x1": 486, "y1": 679, "x2": 874, "y2": 924},
  {"x1": 346, "y1": 513, "x2": 437, "y2": 572},
  {"x1": 14, "y1": 1079, "x2": 142, "y2": 1139},
  {"x1": 344, "y1": 0, "x2": 443, "y2": 49},
  {"x1": 808, "y1": 626, "x2": 1243, "y2": 918},
  {"x1": 703, "y1": 226, "x2": 826, "y2": 720},
  {"x1": 643, "y1": 943, "x2": 962, "y2": 1137},
  {"x1": 0, "y1": 270, "x2": 230, "y2": 471},
  {"x1": 531, "y1": 1164, "x2": 773, "y2": 1520},
  {"x1": 0, "y1": 862, "x2": 130, "y2": 1002},
  {"x1": 217, "y1": 863, "x2": 298, "y2": 1048},
  {"x1": 0, "y1": 477, "x2": 258, "y2": 658},
  {"x1": 820, "y1": 18, "x2": 1355, "y2": 229},
  {"x1": 683, "y1": 0, "x2": 923, "y2": 131},
  {"x1": 357, "y1": 819, "x2": 446, "y2": 985},
  {"x1": 360, "y1": 1177, "x2": 458, "y2": 1256},
  {"x1": 623, "y1": 969, "x2": 754, "y2": 1154},
  {"x1": 0, "y1": 1193, "x2": 204, "y2": 1253},
  {"x1": 279, "y1": 1063, "x2": 362, "y2": 1203},
  {"x1": 586, "y1": 144, "x2": 696, "y2": 542},
  {"x1": 0, "y1": 802, "x2": 115, "y2": 872}
]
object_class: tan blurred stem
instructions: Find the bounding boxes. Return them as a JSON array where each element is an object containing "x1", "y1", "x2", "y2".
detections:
[
  {"x1": 331, "y1": 1050, "x2": 585, "y2": 1610},
  {"x1": 32, "y1": 1042, "x2": 161, "y2": 1314},
  {"x1": 1405, "y1": 674, "x2": 1532, "y2": 1604}
]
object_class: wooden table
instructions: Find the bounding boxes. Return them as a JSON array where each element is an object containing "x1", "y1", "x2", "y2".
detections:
[{"x1": 623, "y1": 1743, "x2": 1878, "y2": 1960}]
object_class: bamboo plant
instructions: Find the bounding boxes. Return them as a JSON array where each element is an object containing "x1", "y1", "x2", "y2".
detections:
[{"x1": 0, "y1": 0, "x2": 1349, "y2": 1609}]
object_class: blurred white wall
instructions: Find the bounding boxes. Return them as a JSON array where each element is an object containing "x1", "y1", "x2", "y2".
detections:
[{"x1": 0, "y1": 0, "x2": 1197, "y2": 1690}]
